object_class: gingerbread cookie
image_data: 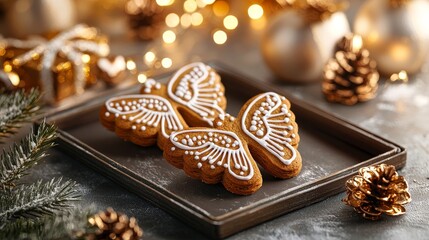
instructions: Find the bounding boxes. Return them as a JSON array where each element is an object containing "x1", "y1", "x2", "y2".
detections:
[
  {"x1": 163, "y1": 92, "x2": 302, "y2": 195},
  {"x1": 100, "y1": 62, "x2": 227, "y2": 150}
]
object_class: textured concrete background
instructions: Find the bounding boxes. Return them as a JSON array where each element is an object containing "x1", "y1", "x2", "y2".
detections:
[{"x1": 11, "y1": 1, "x2": 429, "y2": 239}]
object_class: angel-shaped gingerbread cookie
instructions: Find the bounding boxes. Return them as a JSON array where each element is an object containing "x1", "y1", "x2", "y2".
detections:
[
  {"x1": 163, "y1": 92, "x2": 302, "y2": 195},
  {"x1": 99, "y1": 62, "x2": 227, "y2": 150}
]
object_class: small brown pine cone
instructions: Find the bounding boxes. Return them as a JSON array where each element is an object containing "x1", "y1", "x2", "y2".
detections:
[
  {"x1": 87, "y1": 208, "x2": 143, "y2": 240},
  {"x1": 343, "y1": 164, "x2": 411, "y2": 220},
  {"x1": 323, "y1": 34, "x2": 379, "y2": 105},
  {"x1": 125, "y1": 0, "x2": 166, "y2": 40}
]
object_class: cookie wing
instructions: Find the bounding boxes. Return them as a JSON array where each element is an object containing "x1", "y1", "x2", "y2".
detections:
[
  {"x1": 241, "y1": 92, "x2": 299, "y2": 165},
  {"x1": 169, "y1": 129, "x2": 253, "y2": 179},
  {"x1": 103, "y1": 94, "x2": 185, "y2": 140},
  {"x1": 167, "y1": 62, "x2": 225, "y2": 126}
]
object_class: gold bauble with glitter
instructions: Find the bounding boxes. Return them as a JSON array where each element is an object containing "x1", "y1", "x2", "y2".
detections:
[
  {"x1": 354, "y1": 0, "x2": 429, "y2": 76},
  {"x1": 262, "y1": 3, "x2": 350, "y2": 83}
]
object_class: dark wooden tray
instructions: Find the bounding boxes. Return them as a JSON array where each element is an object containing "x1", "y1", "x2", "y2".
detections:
[{"x1": 44, "y1": 62, "x2": 406, "y2": 239}]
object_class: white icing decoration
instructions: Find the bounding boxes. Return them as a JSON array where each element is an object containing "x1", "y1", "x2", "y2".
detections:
[
  {"x1": 105, "y1": 95, "x2": 184, "y2": 138},
  {"x1": 105, "y1": 112, "x2": 110, "y2": 117},
  {"x1": 170, "y1": 129, "x2": 254, "y2": 181},
  {"x1": 97, "y1": 56, "x2": 126, "y2": 77},
  {"x1": 167, "y1": 62, "x2": 225, "y2": 126},
  {"x1": 3, "y1": 24, "x2": 109, "y2": 103},
  {"x1": 242, "y1": 92, "x2": 297, "y2": 165}
]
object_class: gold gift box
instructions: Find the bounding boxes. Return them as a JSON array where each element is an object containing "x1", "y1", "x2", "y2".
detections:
[{"x1": 0, "y1": 25, "x2": 109, "y2": 102}]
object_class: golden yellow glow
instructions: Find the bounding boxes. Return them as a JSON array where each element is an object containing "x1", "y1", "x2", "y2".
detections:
[
  {"x1": 8, "y1": 72, "x2": 20, "y2": 86},
  {"x1": 351, "y1": 35, "x2": 363, "y2": 53},
  {"x1": 163, "y1": 30, "x2": 176, "y2": 44},
  {"x1": 390, "y1": 42, "x2": 410, "y2": 61},
  {"x1": 202, "y1": 0, "x2": 215, "y2": 4},
  {"x1": 81, "y1": 54, "x2": 91, "y2": 64},
  {"x1": 184, "y1": 0, "x2": 198, "y2": 13},
  {"x1": 181, "y1": 13, "x2": 192, "y2": 28},
  {"x1": 390, "y1": 70, "x2": 409, "y2": 83},
  {"x1": 250, "y1": 16, "x2": 267, "y2": 30},
  {"x1": 165, "y1": 13, "x2": 180, "y2": 28},
  {"x1": 213, "y1": 1, "x2": 229, "y2": 17},
  {"x1": 156, "y1": 0, "x2": 174, "y2": 6},
  {"x1": 213, "y1": 30, "x2": 227, "y2": 45},
  {"x1": 191, "y1": 12, "x2": 204, "y2": 26},
  {"x1": 138, "y1": 73, "x2": 147, "y2": 83},
  {"x1": 144, "y1": 51, "x2": 156, "y2": 64},
  {"x1": 3, "y1": 63, "x2": 12, "y2": 72},
  {"x1": 126, "y1": 60, "x2": 136, "y2": 71},
  {"x1": 248, "y1": 4, "x2": 264, "y2": 20},
  {"x1": 223, "y1": 15, "x2": 238, "y2": 30},
  {"x1": 161, "y1": 58, "x2": 173, "y2": 68}
]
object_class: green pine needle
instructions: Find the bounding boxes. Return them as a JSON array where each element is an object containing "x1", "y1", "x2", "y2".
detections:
[
  {"x1": 0, "y1": 121, "x2": 57, "y2": 189},
  {"x1": 0, "y1": 89, "x2": 40, "y2": 140},
  {"x1": 0, "y1": 178, "x2": 81, "y2": 225},
  {"x1": 0, "y1": 205, "x2": 95, "y2": 240}
]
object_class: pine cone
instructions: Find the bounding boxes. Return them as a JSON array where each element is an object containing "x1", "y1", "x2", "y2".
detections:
[
  {"x1": 322, "y1": 34, "x2": 379, "y2": 105},
  {"x1": 87, "y1": 208, "x2": 143, "y2": 240},
  {"x1": 343, "y1": 164, "x2": 411, "y2": 220},
  {"x1": 126, "y1": 0, "x2": 166, "y2": 40}
]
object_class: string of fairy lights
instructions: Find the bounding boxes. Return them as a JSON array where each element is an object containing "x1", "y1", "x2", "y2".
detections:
[{"x1": 124, "y1": 0, "x2": 269, "y2": 83}]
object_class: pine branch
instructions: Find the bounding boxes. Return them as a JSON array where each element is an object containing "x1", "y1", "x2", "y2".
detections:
[
  {"x1": 0, "y1": 88, "x2": 40, "y2": 140},
  {"x1": 0, "y1": 121, "x2": 57, "y2": 189},
  {"x1": 0, "y1": 178, "x2": 81, "y2": 225},
  {"x1": 0, "y1": 206, "x2": 95, "y2": 240}
]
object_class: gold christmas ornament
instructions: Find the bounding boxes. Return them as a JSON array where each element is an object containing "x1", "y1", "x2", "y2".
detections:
[
  {"x1": 0, "y1": 24, "x2": 110, "y2": 103},
  {"x1": 87, "y1": 207, "x2": 143, "y2": 240},
  {"x1": 261, "y1": 0, "x2": 350, "y2": 83},
  {"x1": 322, "y1": 34, "x2": 379, "y2": 105},
  {"x1": 354, "y1": 0, "x2": 429, "y2": 76},
  {"x1": 5, "y1": 0, "x2": 76, "y2": 38},
  {"x1": 343, "y1": 164, "x2": 411, "y2": 220},
  {"x1": 126, "y1": 0, "x2": 166, "y2": 40}
]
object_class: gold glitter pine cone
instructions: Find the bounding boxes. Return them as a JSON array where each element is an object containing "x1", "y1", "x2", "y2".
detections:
[
  {"x1": 87, "y1": 208, "x2": 143, "y2": 240},
  {"x1": 343, "y1": 164, "x2": 411, "y2": 220},
  {"x1": 322, "y1": 34, "x2": 380, "y2": 105}
]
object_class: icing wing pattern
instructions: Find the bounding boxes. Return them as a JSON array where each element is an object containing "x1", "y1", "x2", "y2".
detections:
[
  {"x1": 105, "y1": 95, "x2": 184, "y2": 138},
  {"x1": 241, "y1": 92, "x2": 298, "y2": 165},
  {"x1": 167, "y1": 62, "x2": 225, "y2": 126},
  {"x1": 169, "y1": 129, "x2": 254, "y2": 180}
]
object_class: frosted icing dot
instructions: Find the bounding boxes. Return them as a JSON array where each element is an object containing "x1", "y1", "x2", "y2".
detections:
[
  {"x1": 288, "y1": 126, "x2": 294, "y2": 130},
  {"x1": 173, "y1": 137, "x2": 178, "y2": 141},
  {"x1": 197, "y1": 163, "x2": 202, "y2": 168},
  {"x1": 217, "y1": 121, "x2": 223, "y2": 126},
  {"x1": 235, "y1": 164, "x2": 240, "y2": 169},
  {"x1": 223, "y1": 164, "x2": 228, "y2": 168},
  {"x1": 121, "y1": 115, "x2": 127, "y2": 120},
  {"x1": 171, "y1": 147, "x2": 175, "y2": 151},
  {"x1": 115, "y1": 113, "x2": 119, "y2": 118},
  {"x1": 250, "y1": 126, "x2": 257, "y2": 131},
  {"x1": 195, "y1": 156, "x2": 199, "y2": 160},
  {"x1": 105, "y1": 112, "x2": 110, "y2": 117},
  {"x1": 210, "y1": 165, "x2": 215, "y2": 169},
  {"x1": 240, "y1": 171, "x2": 244, "y2": 175},
  {"x1": 217, "y1": 161, "x2": 222, "y2": 166},
  {"x1": 185, "y1": 151, "x2": 189, "y2": 155},
  {"x1": 181, "y1": 139, "x2": 187, "y2": 144},
  {"x1": 256, "y1": 130, "x2": 264, "y2": 137}
]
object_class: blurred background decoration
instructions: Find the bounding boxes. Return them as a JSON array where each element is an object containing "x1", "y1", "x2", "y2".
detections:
[
  {"x1": 354, "y1": 0, "x2": 429, "y2": 77},
  {"x1": 0, "y1": 0, "x2": 427, "y2": 104},
  {"x1": 261, "y1": 0, "x2": 350, "y2": 83}
]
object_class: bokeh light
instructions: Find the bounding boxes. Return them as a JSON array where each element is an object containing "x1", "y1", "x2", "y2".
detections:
[
  {"x1": 165, "y1": 13, "x2": 180, "y2": 28},
  {"x1": 163, "y1": 30, "x2": 176, "y2": 44},
  {"x1": 213, "y1": 30, "x2": 227, "y2": 45},
  {"x1": 156, "y1": 0, "x2": 174, "y2": 6},
  {"x1": 191, "y1": 12, "x2": 204, "y2": 26},
  {"x1": 138, "y1": 73, "x2": 147, "y2": 83},
  {"x1": 126, "y1": 60, "x2": 136, "y2": 71},
  {"x1": 181, "y1": 13, "x2": 192, "y2": 28},
  {"x1": 213, "y1": 1, "x2": 229, "y2": 17},
  {"x1": 184, "y1": 0, "x2": 198, "y2": 13},
  {"x1": 162, "y1": 58, "x2": 173, "y2": 68},
  {"x1": 223, "y1": 15, "x2": 238, "y2": 30},
  {"x1": 248, "y1": 4, "x2": 264, "y2": 19}
]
